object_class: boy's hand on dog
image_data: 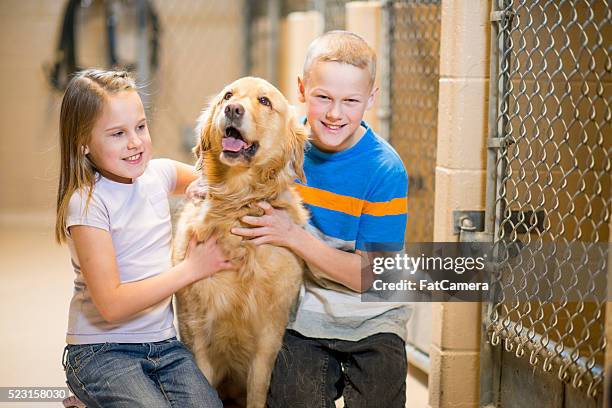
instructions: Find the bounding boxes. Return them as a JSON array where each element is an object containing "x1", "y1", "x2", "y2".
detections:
[
  {"x1": 184, "y1": 234, "x2": 235, "y2": 281},
  {"x1": 231, "y1": 201, "x2": 302, "y2": 249}
]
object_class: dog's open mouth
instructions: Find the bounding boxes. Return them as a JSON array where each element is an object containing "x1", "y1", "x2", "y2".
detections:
[{"x1": 222, "y1": 127, "x2": 259, "y2": 158}]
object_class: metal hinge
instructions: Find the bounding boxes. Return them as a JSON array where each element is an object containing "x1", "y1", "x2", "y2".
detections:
[
  {"x1": 488, "y1": 137, "x2": 514, "y2": 149},
  {"x1": 453, "y1": 210, "x2": 493, "y2": 243},
  {"x1": 490, "y1": 9, "x2": 515, "y2": 23}
]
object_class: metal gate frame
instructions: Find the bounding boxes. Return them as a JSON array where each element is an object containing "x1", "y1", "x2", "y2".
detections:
[
  {"x1": 477, "y1": 0, "x2": 506, "y2": 404},
  {"x1": 477, "y1": 0, "x2": 609, "y2": 406}
]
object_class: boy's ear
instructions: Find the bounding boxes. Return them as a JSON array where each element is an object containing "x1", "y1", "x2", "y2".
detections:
[
  {"x1": 366, "y1": 86, "x2": 379, "y2": 110},
  {"x1": 297, "y1": 76, "x2": 306, "y2": 103}
]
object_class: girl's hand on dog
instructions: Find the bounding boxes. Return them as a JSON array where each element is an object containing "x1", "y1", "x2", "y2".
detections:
[
  {"x1": 231, "y1": 201, "x2": 304, "y2": 249},
  {"x1": 185, "y1": 177, "x2": 207, "y2": 200},
  {"x1": 184, "y1": 234, "x2": 235, "y2": 281}
]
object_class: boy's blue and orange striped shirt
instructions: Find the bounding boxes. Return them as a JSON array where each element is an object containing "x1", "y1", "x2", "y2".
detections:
[
  {"x1": 288, "y1": 122, "x2": 411, "y2": 342},
  {"x1": 296, "y1": 122, "x2": 408, "y2": 252}
]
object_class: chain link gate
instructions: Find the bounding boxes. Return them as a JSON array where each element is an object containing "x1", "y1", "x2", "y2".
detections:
[
  {"x1": 385, "y1": 0, "x2": 442, "y2": 375},
  {"x1": 481, "y1": 0, "x2": 611, "y2": 406},
  {"x1": 387, "y1": 0, "x2": 441, "y2": 244},
  {"x1": 148, "y1": 0, "x2": 245, "y2": 159},
  {"x1": 281, "y1": 0, "x2": 352, "y2": 30}
]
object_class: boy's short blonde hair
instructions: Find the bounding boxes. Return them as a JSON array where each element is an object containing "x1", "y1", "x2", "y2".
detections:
[{"x1": 302, "y1": 30, "x2": 376, "y2": 88}]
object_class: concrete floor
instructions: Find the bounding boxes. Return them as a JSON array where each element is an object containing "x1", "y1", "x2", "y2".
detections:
[
  {"x1": 0, "y1": 221, "x2": 428, "y2": 407},
  {"x1": 0, "y1": 222, "x2": 73, "y2": 407}
]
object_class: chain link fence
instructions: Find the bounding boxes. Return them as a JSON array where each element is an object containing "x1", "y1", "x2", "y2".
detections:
[
  {"x1": 150, "y1": 0, "x2": 355, "y2": 160},
  {"x1": 315, "y1": 0, "x2": 353, "y2": 31},
  {"x1": 58, "y1": 1, "x2": 611, "y2": 400},
  {"x1": 282, "y1": 0, "x2": 351, "y2": 30},
  {"x1": 388, "y1": 0, "x2": 441, "y2": 243},
  {"x1": 149, "y1": 0, "x2": 244, "y2": 161},
  {"x1": 488, "y1": 0, "x2": 611, "y2": 399},
  {"x1": 276, "y1": 0, "x2": 441, "y2": 243}
]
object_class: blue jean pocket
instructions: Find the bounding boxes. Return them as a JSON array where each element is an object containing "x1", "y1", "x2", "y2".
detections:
[{"x1": 65, "y1": 343, "x2": 110, "y2": 375}]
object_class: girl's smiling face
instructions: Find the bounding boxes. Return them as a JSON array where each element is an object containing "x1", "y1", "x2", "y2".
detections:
[{"x1": 85, "y1": 90, "x2": 152, "y2": 183}]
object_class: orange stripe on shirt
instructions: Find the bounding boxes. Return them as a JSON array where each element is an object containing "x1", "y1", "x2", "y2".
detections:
[
  {"x1": 295, "y1": 184, "x2": 363, "y2": 216},
  {"x1": 362, "y1": 197, "x2": 408, "y2": 216},
  {"x1": 295, "y1": 184, "x2": 407, "y2": 217}
]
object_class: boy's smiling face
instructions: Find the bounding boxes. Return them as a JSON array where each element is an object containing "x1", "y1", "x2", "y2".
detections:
[{"x1": 299, "y1": 61, "x2": 376, "y2": 153}]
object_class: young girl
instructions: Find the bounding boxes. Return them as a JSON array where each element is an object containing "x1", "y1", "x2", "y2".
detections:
[{"x1": 56, "y1": 69, "x2": 230, "y2": 408}]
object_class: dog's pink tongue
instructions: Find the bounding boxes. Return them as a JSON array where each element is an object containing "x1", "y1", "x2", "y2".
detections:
[{"x1": 222, "y1": 137, "x2": 247, "y2": 152}]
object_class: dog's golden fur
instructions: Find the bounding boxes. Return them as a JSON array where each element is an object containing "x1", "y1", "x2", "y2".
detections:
[{"x1": 172, "y1": 77, "x2": 308, "y2": 408}]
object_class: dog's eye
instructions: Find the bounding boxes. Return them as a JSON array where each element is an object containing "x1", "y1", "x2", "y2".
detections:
[
  {"x1": 258, "y1": 96, "x2": 271, "y2": 107},
  {"x1": 223, "y1": 92, "x2": 233, "y2": 101}
]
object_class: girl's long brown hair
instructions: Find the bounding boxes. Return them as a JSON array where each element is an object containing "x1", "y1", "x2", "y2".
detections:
[{"x1": 55, "y1": 69, "x2": 136, "y2": 243}]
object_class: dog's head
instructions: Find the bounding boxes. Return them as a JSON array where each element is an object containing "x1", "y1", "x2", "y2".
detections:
[{"x1": 194, "y1": 77, "x2": 307, "y2": 183}]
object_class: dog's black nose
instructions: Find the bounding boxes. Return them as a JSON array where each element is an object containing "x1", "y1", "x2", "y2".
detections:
[{"x1": 225, "y1": 103, "x2": 244, "y2": 120}]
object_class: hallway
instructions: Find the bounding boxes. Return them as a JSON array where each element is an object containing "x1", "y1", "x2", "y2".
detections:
[{"x1": 0, "y1": 221, "x2": 428, "y2": 407}]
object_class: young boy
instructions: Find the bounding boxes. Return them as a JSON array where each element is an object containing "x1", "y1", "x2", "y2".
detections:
[{"x1": 232, "y1": 30, "x2": 410, "y2": 406}]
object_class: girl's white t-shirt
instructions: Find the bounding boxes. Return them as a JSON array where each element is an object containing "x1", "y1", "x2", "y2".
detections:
[{"x1": 65, "y1": 159, "x2": 178, "y2": 344}]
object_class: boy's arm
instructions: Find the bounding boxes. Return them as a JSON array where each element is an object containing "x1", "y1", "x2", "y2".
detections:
[
  {"x1": 232, "y1": 162, "x2": 408, "y2": 292},
  {"x1": 231, "y1": 202, "x2": 366, "y2": 292}
]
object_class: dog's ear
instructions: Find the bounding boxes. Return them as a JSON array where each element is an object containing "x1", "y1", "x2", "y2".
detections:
[
  {"x1": 193, "y1": 104, "x2": 215, "y2": 171},
  {"x1": 287, "y1": 107, "x2": 308, "y2": 183}
]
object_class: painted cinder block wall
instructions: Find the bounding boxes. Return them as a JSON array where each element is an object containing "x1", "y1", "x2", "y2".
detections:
[
  {"x1": 429, "y1": 1, "x2": 491, "y2": 407},
  {"x1": 345, "y1": 2, "x2": 381, "y2": 132},
  {"x1": 279, "y1": 2, "x2": 491, "y2": 407},
  {"x1": 277, "y1": 10, "x2": 323, "y2": 117},
  {"x1": 0, "y1": 1, "x2": 243, "y2": 223},
  {"x1": 277, "y1": 1, "x2": 382, "y2": 131}
]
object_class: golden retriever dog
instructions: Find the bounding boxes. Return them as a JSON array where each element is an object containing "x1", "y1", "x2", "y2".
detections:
[{"x1": 172, "y1": 77, "x2": 308, "y2": 408}]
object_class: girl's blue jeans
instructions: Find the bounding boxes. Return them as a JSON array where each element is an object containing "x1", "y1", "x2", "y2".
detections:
[{"x1": 62, "y1": 337, "x2": 222, "y2": 408}]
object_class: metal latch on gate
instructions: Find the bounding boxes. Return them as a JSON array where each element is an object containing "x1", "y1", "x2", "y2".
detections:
[
  {"x1": 453, "y1": 210, "x2": 492, "y2": 243},
  {"x1": 453, "y1": 210, "x2": 546, "y2": 241},
  {"x1": 490, "y1": 9, "x2": 515, "y2": 23}
]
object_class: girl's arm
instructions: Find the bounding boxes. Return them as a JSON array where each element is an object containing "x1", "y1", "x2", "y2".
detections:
[
  {"x1": 172, "y1": 160, "x2": 199, "y2": 195},
  {"x1": 70, "y1": 225, "x2": 233, "y2": 323}
]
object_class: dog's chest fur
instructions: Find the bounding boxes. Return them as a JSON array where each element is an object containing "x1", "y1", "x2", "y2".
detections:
[{"x1": 174, "y1": 193, "x2": 306, "y2": 360}]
